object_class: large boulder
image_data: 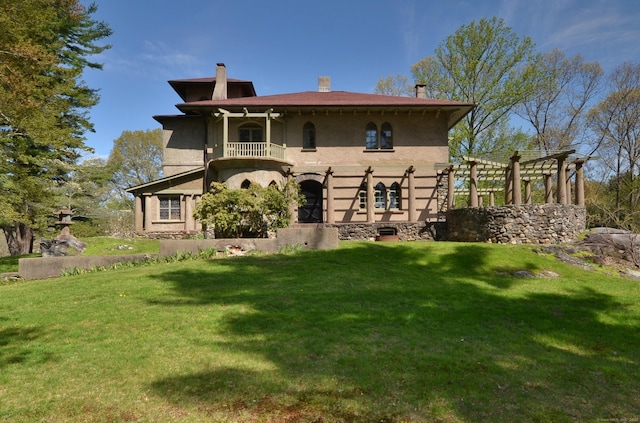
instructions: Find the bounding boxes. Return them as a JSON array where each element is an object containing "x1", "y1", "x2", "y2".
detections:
[{"x1": 579, "y1": 228, "x2": 640, "y2": 265}]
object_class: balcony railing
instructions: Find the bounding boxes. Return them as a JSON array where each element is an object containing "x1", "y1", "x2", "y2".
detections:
[{"x1": 222, "y1": 142, "x2": 286, "y2": 161}]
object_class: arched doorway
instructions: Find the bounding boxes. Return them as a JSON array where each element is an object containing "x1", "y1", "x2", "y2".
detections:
[{"x1": 298, "y1": 180, "x2": 323, "y2": 223}]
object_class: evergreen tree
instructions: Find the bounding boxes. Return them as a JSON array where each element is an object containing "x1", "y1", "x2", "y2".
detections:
[{"x1": 0, "y1": 0, "x2": 111, "y2": 254}]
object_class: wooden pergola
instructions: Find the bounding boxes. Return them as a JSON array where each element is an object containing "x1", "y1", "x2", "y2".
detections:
[{"x1": 447, "y1": 150, "x2": 594, "y2": 208}]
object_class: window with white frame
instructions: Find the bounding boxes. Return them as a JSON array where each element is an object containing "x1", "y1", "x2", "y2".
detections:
[
  {"x1": 358, "y1": 183, "x2": 367, "y2": 210},
  {"x1": 159, "y1": 196, "x2": 181, "y2": 220},
  {"x1": 389, "y1": 182, "x2": 401, "y2": 209},
  {"x1": 374, "y1": 182, "x2": 386, "y2": 209}
]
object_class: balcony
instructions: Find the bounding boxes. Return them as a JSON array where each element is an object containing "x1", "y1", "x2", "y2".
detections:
[{"x1": 223, "y1": 141, "x2": 286, "y2": 160}]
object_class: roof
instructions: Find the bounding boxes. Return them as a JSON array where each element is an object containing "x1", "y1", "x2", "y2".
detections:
[
  {"x1": 125, "y1": 167, "x2": 204, "y2": 193},
  {"x1": 174, "y1": 91, "x2": 475, "y2": 129},
  {"x1": 168, "y1": 77, "x2": 257, "y2": 102}
]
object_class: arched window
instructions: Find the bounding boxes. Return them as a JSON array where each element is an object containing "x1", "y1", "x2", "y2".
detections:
[
  {"x1": 240, "y1": 179, "x2": 251, "y2": 189},
  {"x1": 389, "y1": 182, "x2": 401, "y2": 209},
  {"x1": 365, "y1": 123, "x2": 378, "y2": 150},
  {"x1": 238, "y1": 124, "x2": 263, "y2": 142},
  {"x1": 303, "y1": 122, "x2": 316, "y2": 149},
  {"x1": 381, "y1": 122, "x2": 393, "y2": 149},
  {"x1": 375, "y1": 182, "x2": 386, "y2": 209},
  {"x1": 358, "y1": 183, "x2": 367, "y2": 210}
]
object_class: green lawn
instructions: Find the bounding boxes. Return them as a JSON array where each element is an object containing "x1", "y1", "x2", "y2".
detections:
[{"x1": 0, "y1": 241, "x2": 638, "y2": 422}]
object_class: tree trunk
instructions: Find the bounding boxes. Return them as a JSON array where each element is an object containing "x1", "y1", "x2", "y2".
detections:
[{"x1": 2, "y1": 222, "x2": 34, "y2": 256}]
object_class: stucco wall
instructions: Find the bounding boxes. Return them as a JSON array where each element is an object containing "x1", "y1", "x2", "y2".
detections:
[{"x1": 446, "y1": 204, "x2": 587, "y2": 244}]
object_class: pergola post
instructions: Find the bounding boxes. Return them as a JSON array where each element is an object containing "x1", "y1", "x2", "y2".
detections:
[
  {"x1": 544, "y1": 173, "x2": 554, "y2": 204},
  {"x1": 408, "y1": 166, "x2": 417, "y2": 221},
  {"x1": 325, "y1": 168, "x2": 335, "y2": 224},
  {"x1": 511, "y1": 152, "x2": 522, "y2": 205},
  {"x1": 565, "y1": 167, "x2": 573, "y2": 204},
  {"x1": 557, "y1": 155, "x2": 568, "y2": 204},
  {"x1": 505, "y1": 166, "x2": 513, "y2": 205},
  {"x1": 366, "y1": 168, "x2": 374, "y2": 223},
  {"x1": 447, "y1": 165, "x2": 455, "y2": 210},
  {"x1": 469, "y1": 160, "x2": 478, "y2": 207},
  {"x1": 524, "y1": 179, "x2": 532, "y2": 205},
  {"x1": 489, "y1": 190, "x2": 495, "y2": 206},
  {"x1": 574, "y1": 159, "x2": 585, "y2": 206}
]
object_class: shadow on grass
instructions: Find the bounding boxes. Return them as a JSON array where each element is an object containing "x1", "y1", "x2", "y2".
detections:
[
  {"x1": 0, "y1": 323, "x2": 49, "y2": 369},
  {"x1": 147, "y1": 243, "x2": 639, "y2": 422}
]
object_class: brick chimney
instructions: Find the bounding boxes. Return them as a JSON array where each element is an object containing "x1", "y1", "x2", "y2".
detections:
[
  {"x1": 318, "y1": 76, "x2": 331, "y2": 92},
  {"x1": 212, "y1": 63, "x2": 227, "y2": 100},
  {"x1": 415, "y1": 84, "x2": 427, "y2": 99}
]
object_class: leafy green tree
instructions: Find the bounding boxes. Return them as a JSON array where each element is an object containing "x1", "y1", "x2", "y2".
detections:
[
  {"x1": 194, "y1": 180, "x2": 304, "y2": 238},
  {"x1": 0, "y1": 0, "x2": 111, "y2": 255},
  {"x1": 376, "y1": 17, "x2": 537, "y2": 161},
  {"x1": 107, "y1": 128, "x2": 163, "y2": 208},
  {"x1": 374, "y1": 74, "x2": 413, "y2": 96}
]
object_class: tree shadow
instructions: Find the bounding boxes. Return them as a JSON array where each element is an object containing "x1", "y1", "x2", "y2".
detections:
[
  {"x1": 146, "y1": 243, "x2": 639, "y2": 421},
  {"x1": 0, "y1": 323, "x2": 50, "y2": 369}
]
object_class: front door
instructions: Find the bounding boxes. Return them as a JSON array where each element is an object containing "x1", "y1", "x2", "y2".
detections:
[{"x1": 298, "y1": 180, "x2": 323, "y2": 223}]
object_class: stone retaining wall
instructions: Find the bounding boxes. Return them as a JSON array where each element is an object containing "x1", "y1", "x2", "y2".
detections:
[
  {"x1": 446, "y1": 204, "x2": 586, "y2": 244},
  {"x1": 324, "y1": 222, "x2": 440, "y2": 241}
]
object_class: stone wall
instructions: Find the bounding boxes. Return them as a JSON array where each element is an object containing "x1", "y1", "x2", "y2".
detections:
[
  {"x1": 446, "y1": 204, "x2": 586, "y2": 244},
  {"x1": 324, "y1": 222, "x2": 437, "y2": 241}
]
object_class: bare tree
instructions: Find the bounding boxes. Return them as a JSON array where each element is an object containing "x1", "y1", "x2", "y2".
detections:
[{"x1": 517, "y1": 49, "x2": 603, "y2": 154}]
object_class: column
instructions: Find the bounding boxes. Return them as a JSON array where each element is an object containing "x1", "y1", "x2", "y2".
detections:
[
  {"x1": 505, "y1": 167, "x2": 513, "y2": 205},
  {"x1": 134, "y1": 195, "x2": 144, "y2": 231},
  {"x1": 511, "y1": 152, "x2": 522, "y2": 205},
  {"x1": 469, "y1": 161, "x2": 478, "y2": 207},
  {"x1": 557, "y1": 156, "x2": 567, "y2": 204},
  {"x1": 408, "y1": 166, "x2": 417, "y2": 221},
  {"x1": 544, "y1": 173, "x2": 553, "y2": 204},
  {"x1": 566, "y1": 167, "x2": 572, "y2": 204},
  {"x1": 325, "y1": 169, "x2": 335, "y2": 224},
  {"x1": 574, "y1": 159, "x2": 585, "y2": 206},
  {"x1": 366, "y1": 168, "x2": 374, "y2": 223},
  {"x1": 184, "y1": 195, "x2": 193, "y2": 231},
  {"x1": 524, "y1": 179, "x2": 532, "y2": 205},
  {"x1": 143, "y1": 194, "x2": 153, "y2": 231},
  {"x1": 447, "y1": 166, "x2": 455, "y2": 210},
  {"x1": 489, "y1": 191, "x2": 495, "y2": 206}
]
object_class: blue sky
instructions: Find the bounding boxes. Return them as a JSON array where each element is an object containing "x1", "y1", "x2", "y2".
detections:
[{"x1": 81, "y1": 0, "x2": 640, "y2": 159}]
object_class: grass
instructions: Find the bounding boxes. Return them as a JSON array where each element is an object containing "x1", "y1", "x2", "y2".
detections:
[{"x1": 0, "y1": 241, "x2": 638, "y2": 422}]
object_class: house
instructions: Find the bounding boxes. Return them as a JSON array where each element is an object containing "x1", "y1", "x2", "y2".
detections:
[{"x1": 126, "y1": 63, "x2": 474, "y2": 240}]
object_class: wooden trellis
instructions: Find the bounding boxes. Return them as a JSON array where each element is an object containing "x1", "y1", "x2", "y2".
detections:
[{"x1": 446, "y1": 150, "x2": 595, "y2": 208}]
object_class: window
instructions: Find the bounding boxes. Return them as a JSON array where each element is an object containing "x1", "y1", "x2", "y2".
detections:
[
  {"x1": 365, "y1": 123, "x2": 377, "y2": 149},
  {"x1": 358, "y1": 183, "x2": 367, "y2": 210},
  {"x1": 303, "y1": 122, "x2": 316, "y2": 149},
  {"x1": 375, "y1": 182, "x2": 386, "y2": 209},
  {"x1": 241, "y1": 179, "x2": 252, "y2": 189},
  {"x1": 381, "y1": 122, "x2": 393, "y2": 149},
  {"x1": 159, "y1": 196, "x2": 181, "y2": 220},
  {"x1": 238, "y1": 125, "x2": 263, "y2": 142},
  {"x1": 389, "y1": 182, "x2": 401, "y2": 209}
]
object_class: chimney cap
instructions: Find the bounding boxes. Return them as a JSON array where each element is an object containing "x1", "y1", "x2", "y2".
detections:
[{"x1": 216, "y1": 63, "x2": 225, "y2": 67}]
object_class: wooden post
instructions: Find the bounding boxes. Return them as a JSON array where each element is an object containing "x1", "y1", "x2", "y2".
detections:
[{"x1": 524, "y1": 179, "x2": 532, "y2": 205}]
